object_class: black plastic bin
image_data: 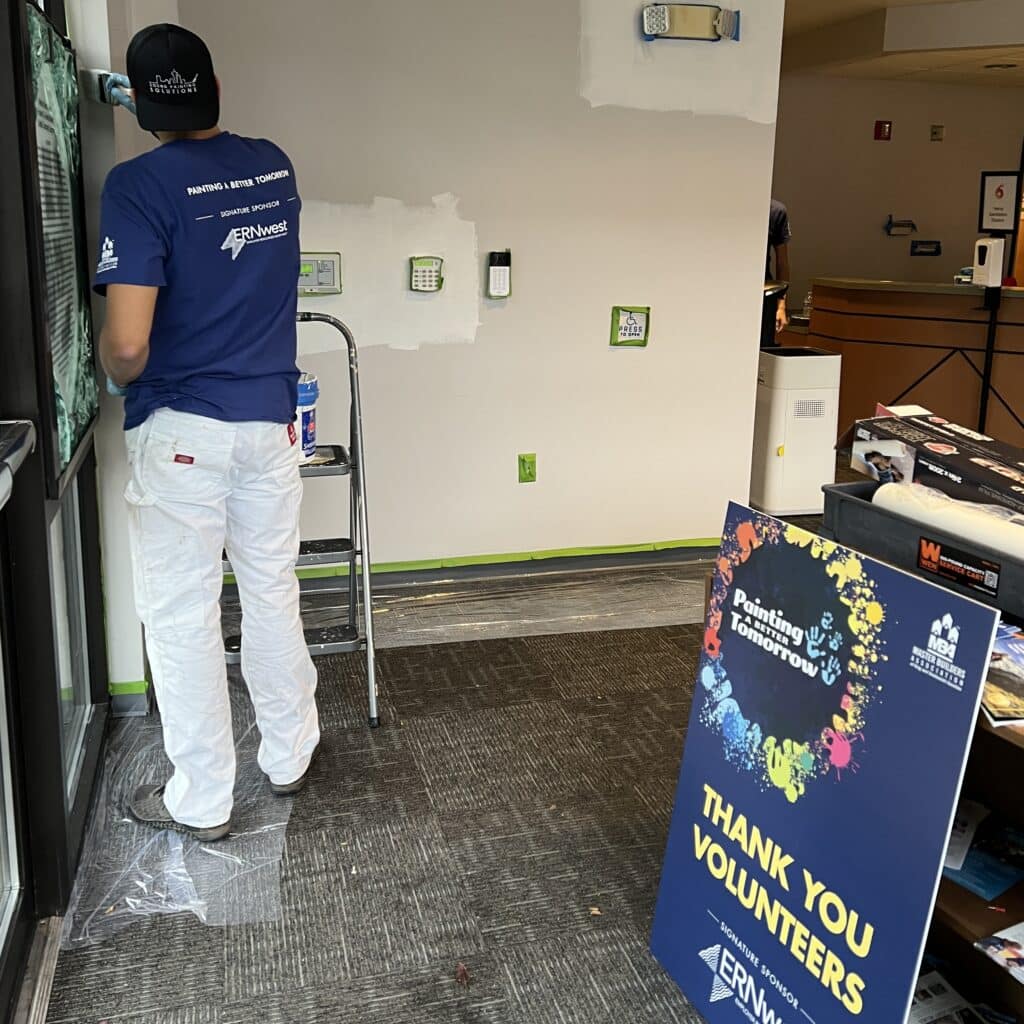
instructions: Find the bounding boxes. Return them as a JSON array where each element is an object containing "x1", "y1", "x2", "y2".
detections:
[{"x1": 821, "y1": 480, "x2": 1024, "y2": 621}]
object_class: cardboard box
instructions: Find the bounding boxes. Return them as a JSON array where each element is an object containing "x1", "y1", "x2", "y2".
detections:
[{"x1": 851, "y1": 414, "x2": 1024, "y2": 515}]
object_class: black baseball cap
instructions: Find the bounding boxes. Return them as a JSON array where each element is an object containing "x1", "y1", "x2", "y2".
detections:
[{"x1": 126, "y1": 24, "x2": 219, "y2": 132}]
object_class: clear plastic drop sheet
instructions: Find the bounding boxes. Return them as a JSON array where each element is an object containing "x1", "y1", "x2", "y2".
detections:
[
  {"x1": 224, "y1": 564, "x2": 711, "y2": 649},
  {"x1": 62, "y1": 673, "x2": 292, "y2": 949}
]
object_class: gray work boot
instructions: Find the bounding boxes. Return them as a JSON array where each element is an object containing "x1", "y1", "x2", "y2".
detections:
[
  {"x1": 270, "y1": 747, "x2": 319, "y2": 796},
  {"x1": 129, "y1": 784, "x2": 231, "y2": 842}
]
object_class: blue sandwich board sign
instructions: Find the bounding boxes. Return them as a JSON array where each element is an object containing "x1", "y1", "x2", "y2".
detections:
[{"x1": 651, "y1": 503, "x2": 998, "y2": 1024}]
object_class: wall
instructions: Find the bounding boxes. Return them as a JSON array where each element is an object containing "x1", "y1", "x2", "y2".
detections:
[
  {"x1": 171, "y1": 0, "x2": 784, "y2": 563},
  {"x1": 774, "y1": 73, "x2": 1024, "y2": 305}
]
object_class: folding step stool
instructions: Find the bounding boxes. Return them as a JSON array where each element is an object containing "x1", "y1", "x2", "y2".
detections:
[{"x1": 223, "y1": 312, "x2": 380, "y2": 727}]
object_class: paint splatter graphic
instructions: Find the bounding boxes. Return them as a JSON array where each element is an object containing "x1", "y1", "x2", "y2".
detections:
[{"x1": 700, "y1": 515, "x2": 886, "y2": 803}]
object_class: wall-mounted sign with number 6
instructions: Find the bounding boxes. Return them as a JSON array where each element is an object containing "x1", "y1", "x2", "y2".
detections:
[{"x1": 979, "y1": 171, "x2": 1021, "y2": 234}]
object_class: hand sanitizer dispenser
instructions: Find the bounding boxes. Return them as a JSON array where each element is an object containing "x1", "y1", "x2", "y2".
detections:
[{"x1": 973, "y1": 237, "x2": 1005, "y2": 287}]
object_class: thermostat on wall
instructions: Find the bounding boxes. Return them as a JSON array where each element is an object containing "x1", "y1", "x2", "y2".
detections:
[{"x1": 299, "y1": 252, "x2": 342, "y2": 295}]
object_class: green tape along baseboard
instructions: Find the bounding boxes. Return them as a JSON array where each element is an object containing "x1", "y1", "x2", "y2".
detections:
[
  {"x1": 223, "y1": 538, "x2": 720, "y2": 585},
  {"x1": 109, "y1": 680, "x2": 149, "y2": 695}
]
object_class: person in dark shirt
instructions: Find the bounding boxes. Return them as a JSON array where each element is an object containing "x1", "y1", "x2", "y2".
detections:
[
  {"x1": 767, "y1": 199, "x2": 792, "y2": 334},
  {"x1": 95, "y1": 24, "x2": 319, "y2": 841}
]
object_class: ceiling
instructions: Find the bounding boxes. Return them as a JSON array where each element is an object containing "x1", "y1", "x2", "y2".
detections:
[
  {"x1": 818, "y1": 44, "x2": 1024, "y2": 85},
  {"x1": 783, "y1": 0, "x2": 1024, "y2": 86},
  {"x1": 784, "y1": 0, "x2": 961, "y2": 36}
]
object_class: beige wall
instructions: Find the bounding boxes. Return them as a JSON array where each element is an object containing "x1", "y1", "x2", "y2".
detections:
[
  {"x1": 172, "y1": 0, "x2": 784, "y2": 561},
  {"x1": 774, "y1": 73, "x2": 1024, "y2": 305}
]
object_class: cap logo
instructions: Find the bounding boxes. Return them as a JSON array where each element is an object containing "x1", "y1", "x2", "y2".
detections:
[{"x1": 149, "y1": 69, "x2": 198, "y2": 95}]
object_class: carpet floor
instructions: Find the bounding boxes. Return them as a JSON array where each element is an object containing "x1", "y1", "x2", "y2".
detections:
[{"x1": 47, "y1": 625, "x2": 705, "y2": 1024}]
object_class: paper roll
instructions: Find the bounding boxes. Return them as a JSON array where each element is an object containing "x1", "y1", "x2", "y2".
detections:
[{"x1": 873, "y1": 483, "x2": 1024, "y2": 560}]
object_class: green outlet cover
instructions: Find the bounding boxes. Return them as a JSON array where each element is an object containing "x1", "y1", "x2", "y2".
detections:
[
  {"x1": 610, "y1": 306, "x2": 651, "y2": 347},
  {"x1": 518, "y1": 453, "x2": 537, "y2": 483}
]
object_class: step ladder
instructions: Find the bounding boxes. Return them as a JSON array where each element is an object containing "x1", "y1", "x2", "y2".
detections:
[{"x1": 223, "y1": 312, "x2": 380, "y2": 727}]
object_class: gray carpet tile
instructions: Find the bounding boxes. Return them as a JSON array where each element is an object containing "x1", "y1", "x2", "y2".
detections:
[
  {"x1": 310, "y1": 655, "x2": 400, "y2": 729},
  {"x1": 222, "y1": 817, "x2": 486, "y2": 1000},
  {"x1": 283, "y1": 723, "x2": 433, "y2": 834},
  {"x1": 47, "y1": 914, "x2": 225, "y2": 1022},
  {"x1": 576, "y1": 689, "x2": 690, "y2": 793},
  {"x1": 402, "y1": 702, "x2": 630, "y2": 815},
  {"x1": 221, "y1": 953, "x2": 509, "y2": 1024},
  {"x1": 50, "y1": 624, "x2": 705, "y2": 1024},
  {"x1": 378, "y1": 642, "x2": 557, "y2": 717},
  {"x1": 439, "y1": 797, "x2": 668, "y2": 946},
  {"x1": 59, "y1": 1006, "x2": 222, "y2": 1024},
  {"x1": 500, "y1": 927, "x2": 704, "y2": 1024}
]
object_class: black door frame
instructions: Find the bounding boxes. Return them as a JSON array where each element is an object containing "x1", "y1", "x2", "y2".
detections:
[{"x1": 0, "y1": 0, "x2": 110, "y2": 977}]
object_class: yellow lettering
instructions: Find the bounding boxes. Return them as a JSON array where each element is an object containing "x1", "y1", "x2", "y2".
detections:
[
  {"x1": 802, "y1": 868, "x2": 826, "y2": 913},
  {"x1": 805, "y1": 934, "x2": 827, "y2": 978},
  {"x1": 727, "y1": 812, "x2": 749, "y2": 849},
  {"x1": 819, "y1": 891, "x2": 846, "y2": 936},
  {"x1": 842, "y1": 972, "x2": 866, "y2": 1015},
  {"x1": 693, "y1": 824, "x2": 713, "y2": 861},
  {"x1": 789, "y1": 919, "x2": 810, "y2": 961},
  {"x1": 846, "y1": 911, "x2": 874, "y2": 959},
  {"x1": 821, "y1": 949, "x2": 846, "y2": 1001}
]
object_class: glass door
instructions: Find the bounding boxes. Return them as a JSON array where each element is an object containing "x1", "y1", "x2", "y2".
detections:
[
  {"x1": 50, "y1": 477, "x2": 94, "y2": 799},
  {"x1": 0, "y1": 0, "x2": 110, "y2": 940},
  {"x1": 0, "y1": 423, "x2": 39, "y2": 1020}
]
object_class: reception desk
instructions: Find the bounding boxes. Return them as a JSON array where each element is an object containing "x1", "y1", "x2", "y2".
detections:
[{"x1": 800, "y1": 278, "x2": 1024, "y2": 444}]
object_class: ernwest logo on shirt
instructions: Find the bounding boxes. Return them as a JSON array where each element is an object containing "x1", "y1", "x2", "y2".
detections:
[
  {"x1": 220, "y1": 220, "x2": 289, "y2": 261},
  {"x1": 149, "y1": 69, "x2": 198, "y2": 95},
  {"x1": 97, "y1": 236, "x2": 118, "y2": 274}
]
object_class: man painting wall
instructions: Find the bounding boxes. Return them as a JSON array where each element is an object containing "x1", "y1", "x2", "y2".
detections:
[{"x1": 95, "y1": 24, "x2": 318, "y2": 841}]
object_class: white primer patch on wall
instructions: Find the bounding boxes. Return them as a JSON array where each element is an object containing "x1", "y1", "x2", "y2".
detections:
[
  {"x1": 579, "y1": 0, "x2": 785, "y2": 124},
  {"x1": 296, "y1": 193, "x2": 479, "y2": 355}
]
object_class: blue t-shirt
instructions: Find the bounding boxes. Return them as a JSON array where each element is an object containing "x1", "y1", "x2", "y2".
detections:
[{"x1": 94, "y1": 132, "x2": 302, "y2": 430}]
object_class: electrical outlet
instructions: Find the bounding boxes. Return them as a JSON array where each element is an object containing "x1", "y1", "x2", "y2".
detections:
[{"x1": 518, "y1": 453, "x2": 537, "y2": 484}]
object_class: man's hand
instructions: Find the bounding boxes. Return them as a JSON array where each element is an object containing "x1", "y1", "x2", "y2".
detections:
[
  {"x1": 100, "y1": 283, "x2": 158, "y2": 386},
  {"x1": 776, "y1": 298, "x2": 789, "y2": 334}
]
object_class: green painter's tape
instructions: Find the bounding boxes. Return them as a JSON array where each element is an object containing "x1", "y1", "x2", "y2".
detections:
[
  {"x1": 224, "y1": 538, "x2": 720, "y2": 585},
  {"x1": 653, "y1": 538, "x2": 721, "y2": 551},
  {"x1": 109, "y1": 680, "x2": 149, "y2": 695}
]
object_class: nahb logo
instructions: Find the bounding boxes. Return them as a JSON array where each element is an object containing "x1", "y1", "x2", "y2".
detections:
[
  {"x1": 699, "y1": 944, "x2": 785, "y2": 1024},
  {"x1": 910, "y1": 612, "x2": 966, "y2": 691},
  {"x1": 220, "y1": 220, "x2": 289, "y2": 261},
  {"x1": 149, "y1": 69, "x2": 198, "y2": 95},
  {"x1": 96, "y1": 236, "x2": 118, "y2": 274}
]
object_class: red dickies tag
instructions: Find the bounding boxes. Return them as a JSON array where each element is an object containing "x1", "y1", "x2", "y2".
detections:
[
  {"x1": 173, "y1": 454, "x2": 195, "y2": 465},
  {"x1": 287, "y1": 423, "x2": 297, "y2": 446}
]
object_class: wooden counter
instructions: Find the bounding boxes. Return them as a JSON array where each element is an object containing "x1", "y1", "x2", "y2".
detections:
[{"x1": 799, "y1": 278, "x2": 1024, "y2": 443}]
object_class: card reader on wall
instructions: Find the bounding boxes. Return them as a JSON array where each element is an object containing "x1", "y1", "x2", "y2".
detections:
[
  {"x1": 642, "y1": 5, "x2": 740, "y2": 41},
  {"x1": 299, "y1": 252, "x2": 342, "y2": 295}
]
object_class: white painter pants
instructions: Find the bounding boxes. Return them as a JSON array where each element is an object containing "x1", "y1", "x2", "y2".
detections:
[{"x1": 125, "y1": 409, "x2": 319, "y2": 828}]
